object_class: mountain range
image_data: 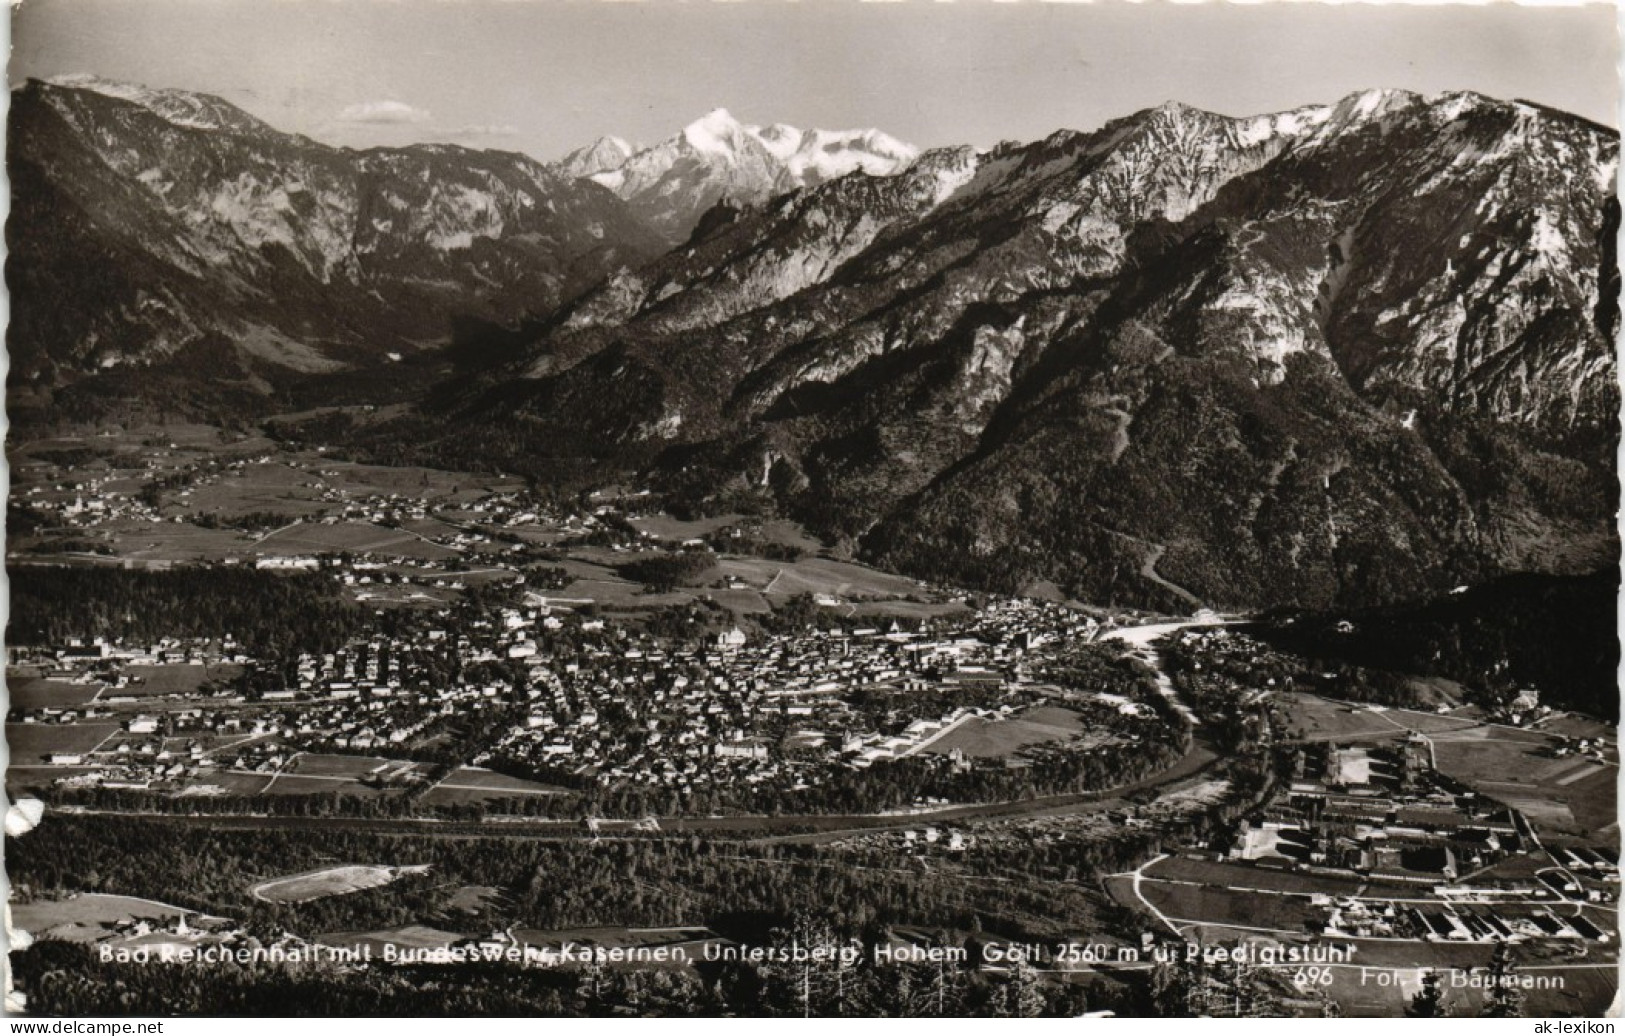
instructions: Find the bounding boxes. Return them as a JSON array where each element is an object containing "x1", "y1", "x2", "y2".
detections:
[
  {"x1": 6, "y1": 75, "x2": 664, "y2": 414},
  {"x1": 8, "y1": 77, "x2": 1618, "y2": 611}
]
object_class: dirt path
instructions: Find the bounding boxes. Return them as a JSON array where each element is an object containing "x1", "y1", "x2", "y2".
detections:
[
  {"x1": 1137, "y1": 543, "x2": 1204, "y2": 610},
  {"x1": 1098, "y1": 527, "x2": 1205, "y2": 609}
]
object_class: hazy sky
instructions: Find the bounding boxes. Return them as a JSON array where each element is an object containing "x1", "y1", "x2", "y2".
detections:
[{"x1": 9, "y1": 0, "x2": 1619, "y2": 161}]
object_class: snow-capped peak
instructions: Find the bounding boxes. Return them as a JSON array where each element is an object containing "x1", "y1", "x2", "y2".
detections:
[{"x1": 682, "y1": 108, "x2": 751, "y2": 156}]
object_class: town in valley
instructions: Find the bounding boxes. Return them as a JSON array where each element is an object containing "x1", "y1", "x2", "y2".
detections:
[{"x1": 7, "y1": 421, "x2": 1617, "y2": 1017}]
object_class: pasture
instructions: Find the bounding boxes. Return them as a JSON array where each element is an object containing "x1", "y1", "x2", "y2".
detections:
[
  {"x1": 923, "y1": 706, "x2": 1089, "y2": 759},
  {"x1": 7, "y1": 674, "x2": 103, "y2": 710},
  {"x1": 1279, "y1": 694, "x2": 1440, "y2": 742},
  {"x1": 6, "y1": 721, "x2": 119, "y2": 761},
  {"x1": 848, "y1": 598, "x2": 974, "y2": 621},
  {"x1": 748, "y1": 556, "x2": 927, "y2": 599},
  {"x1": 1431, "y1": 734, "x2": 1617, "y2": 837},
  {"x1": 1141, "y1": 881, "x2": 1322, "y2": 934},
  {"x1": 178, "y1": 463, "x2": 328, "y2": 518},
  {"x1": 555, "y1": 577, "x2": 692, "y2": 609},
  {"x1": 703, "y1": 588, "x2": 774, "y2": 615},
  {"x1": 1144, "y1": 856, "x2": 1367, "y2": 897},
  {"x1": 12, "y1": 893, "x2": 201, "y2": 939},
  {"x1": 123, "y1": 663, "x2": 242, "y2": 698},
  {"x1": 313, "y1": 460, "x2": 504, "y2": 498},
  {"x1": 289, "y1": 754, "x2": 426, "y2": 778},
  {"x1": 420, "y1": 767, "x2": 566, "y2": 806},
  {"x1": 77, "y1": 521, "x2": 252, "y2": 563},
  {"x1": 627, "y1": 514, "x2": 741, "y2": 541},
  {"x1": 253, "y1": 520, "x2": 459, "y2": 561}
]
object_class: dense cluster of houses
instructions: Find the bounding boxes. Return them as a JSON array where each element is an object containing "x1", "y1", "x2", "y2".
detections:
[
  {"x1": 9, "y1": 572, "x2": 1116, "y2": 800},
  {"x1": 485, "y1": 599, "x2": 1098, "y2": 791}
]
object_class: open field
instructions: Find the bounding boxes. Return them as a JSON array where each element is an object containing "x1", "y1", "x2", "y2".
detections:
[
  {"x1": 556, "y1": 578, "x2": 692, "y2": 609},
  {"x1": 5, "y1": 766, "x2": 106, "y2": 793},
  {"x1": 1142, "y1": 880, "x2": 1322, "y2": 934},
  {"x1": 6, "y1": 721, "x2": 120, "y2": 761},
  {"x1": 429, "y1": 766, "x2": 564, "y2": 791},
  {"x1": 1275, "y1": 695, "x2": 1411, "y2": 742},
  {"x1": 7, "y1": 674, "x2": 103, "y2": 710},
  {"x1": 1370, "y1": 708, "x2": 1487, "y2": 735},
  {"x1": 179, "y1": 464, "x2": 329, "y2": 518},
  {"x1": 261, "y1": 776, "x2": 391, "y2": 798},
  {"x1": 246, "y1": 755, "x2": 436, "y2": 796},
  {"x1": 251, "y1": 865, "x2": 410, "y2": 904},
  {"x1": 849, "y1": 599, "x2": 975, "y2": 620},
  {"x1": 626, "y1": 513, "x2": 824, "y2": 551},
  {"x1": 542, "y1": 549, "x2": 953, "y2": 616},
  {"x1": 350, "y1": 585, "x2": 458, "y2": 607},
  {"x1": 286, "y1": 754, "x2": 428, "y2": 779},
  {"x1": 420, "y1": 767, "x2": 566, "y2": 806},
  {"x1": 1431, "y1": 737, "x2": 1617, "y2": 837},
  {"x1": 552, "y1": 558, "x2": 620, "y2": 581},
  {"x1": 399, "y1": 517, "x2": 466, "y2": 540},
  {"x1": 748, "y1": 556, "x2": 927, "y2": 599},
  {"x1": 121, "y1": 664, "x2": 243, "y2": 698},
  {"x1": 1277, "y1": 695, "x2": 1483, "y2": 742},
  {"x1": 12, "y1": 893, "x2": 205, "y2": 941},
  {"x1": 703, "y1": 588, "x2": 774, "y2": 615},
  {"x1": 752, "y1": 520, "x2": 825, "y2": 553},
  {"x1": 1144, "y1": 855, "x2": 1369, "y2": 897},
  {"x1": 254, "y1": 520, "x2": 459, "y2": 560},
  {"x1": 60, "y1": 521, "x2": 255, "y2": 563},
  {"x1": 314, "y1": 460, "x2": 507, "y2": 498},
  {"x1": 627, "y1": 514, "x2": 741, "y2": 541},
  {"x1": 923, "y1": 706, "x2": 1089, "y2": 759},
  {"x1": 514, "y1": 924, "x2": 715, "y2": 946}
]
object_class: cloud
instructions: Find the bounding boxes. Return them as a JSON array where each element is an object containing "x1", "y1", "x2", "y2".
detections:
[
  {"x1": 335, "y1": 100, "x2": 432, "y2": 125},
  {"x1": 443, "y1": 123, "x2": 522, "y2": 140}
]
